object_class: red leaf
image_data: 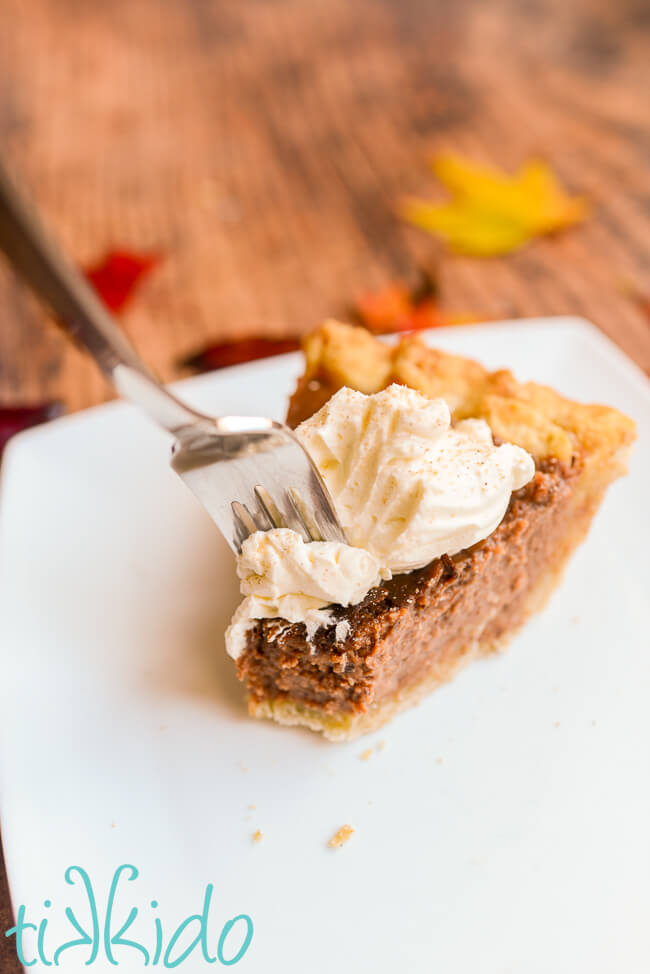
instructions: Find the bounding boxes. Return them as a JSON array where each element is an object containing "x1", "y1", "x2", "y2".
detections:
[
  {"x1": 84, "y1": 250, "x2": 160, "y2": 312},
  {"x1": 181, "y1": 337, "x2": 300, "y2": 372},
  {"x1": 0, "y1": 402, "x2": 64, "y2": 457}
]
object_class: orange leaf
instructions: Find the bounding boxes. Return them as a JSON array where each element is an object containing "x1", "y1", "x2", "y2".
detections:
[{"x1": 353, "y1": 272, "x2": 449, "y2": 333}]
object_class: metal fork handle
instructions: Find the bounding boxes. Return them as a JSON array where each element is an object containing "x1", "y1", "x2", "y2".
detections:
[
  {"x1": 0, "y1": 163, "x2": 347, "y2": 551},
  {"x1": 0, "y1": 161, "x2": 207, "y2": 435}
]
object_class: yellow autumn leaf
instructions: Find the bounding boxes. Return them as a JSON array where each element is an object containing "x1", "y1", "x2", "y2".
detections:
[{"x1": 400, "y1": 154, "x2": 588, "y2": 256}]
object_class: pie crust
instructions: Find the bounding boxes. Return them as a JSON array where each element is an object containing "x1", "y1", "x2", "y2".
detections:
[{"x1": 235, "y1": 321, "x2": 636, "y2": 739}]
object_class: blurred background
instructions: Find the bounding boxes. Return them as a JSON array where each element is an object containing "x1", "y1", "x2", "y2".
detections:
[
  {"x1": 0, "y1": 1, "x2": 648, "y2": 966},
  {"x1": 0, "y1": 0, "x2": 648, "y2": 425}
]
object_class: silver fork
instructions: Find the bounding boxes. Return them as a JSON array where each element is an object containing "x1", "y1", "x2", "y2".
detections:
[{"x1": 0, "y1": 163, "x2": 346, "y2": 553}]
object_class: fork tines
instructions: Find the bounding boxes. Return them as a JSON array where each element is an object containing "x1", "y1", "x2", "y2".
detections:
[{"x1": 232, "y1": 485, "x2": 316, "y2": 551}]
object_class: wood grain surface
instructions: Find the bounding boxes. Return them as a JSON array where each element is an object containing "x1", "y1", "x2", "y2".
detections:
[{"x1": 0, "y1": 0, "x2": 648, "y2": 966}]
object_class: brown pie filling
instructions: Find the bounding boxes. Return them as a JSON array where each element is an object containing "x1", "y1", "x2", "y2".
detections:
[{"x1": 236, "y1": 458, "x2": 575, "y2": 724}]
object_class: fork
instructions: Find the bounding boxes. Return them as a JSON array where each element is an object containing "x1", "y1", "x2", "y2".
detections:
[{"x1": 0, "y1": 163, "x2": 346, "y2": 553}]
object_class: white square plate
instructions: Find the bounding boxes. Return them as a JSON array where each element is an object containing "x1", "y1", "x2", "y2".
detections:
[{"x1": 1, "y1": 318, "x2": 649, "y2": 973}]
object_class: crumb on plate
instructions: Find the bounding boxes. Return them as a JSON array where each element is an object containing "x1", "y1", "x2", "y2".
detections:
[
  {"x1": 328, "y1": 824, "x2": 354, "y2": 849},
  {"x1": 252, "y1": 829, "x2": 263, "y2": 843}
]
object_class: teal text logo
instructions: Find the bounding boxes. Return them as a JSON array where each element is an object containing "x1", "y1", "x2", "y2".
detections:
[{"x1": 4, "y1": 864, "x2": 253, "y2": 967}]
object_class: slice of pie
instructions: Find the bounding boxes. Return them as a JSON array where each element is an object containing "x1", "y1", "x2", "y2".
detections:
[{"x1": 233, "y1": 320, "x2": 635, "y2": 740}]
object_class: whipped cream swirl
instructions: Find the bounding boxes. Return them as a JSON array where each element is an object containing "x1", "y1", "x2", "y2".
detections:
[
  {"x1": 226, "y1": 528, "x2": 386, "y2": 658},
  {"x1": 226, "y1": 383, "x2": 534, "y2": 658},
  {"x1": 296, "y1": 384, "x2": 535, "y2": 572}
]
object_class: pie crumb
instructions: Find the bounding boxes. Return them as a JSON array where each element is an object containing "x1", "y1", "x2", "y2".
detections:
[
  {"x1": 376, "y1": 741, "x2": 385, "y2": 751},
  {"x1": 248, "y1": 804, "x2": 256, "y2": 810},
  {"x1": 360, "y1": 748, "x2": 372, "y2": 761},
  {"x1": 252, "y1": 829, "x2": 263, "y2": 843},
  {"x1": 328, "y1": 824, "x2": 354, "y2": 849}
]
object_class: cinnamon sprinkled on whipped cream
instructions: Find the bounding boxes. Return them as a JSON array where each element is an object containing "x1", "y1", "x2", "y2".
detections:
[{"x1": 225, "y1": 384, "x2": 534, "y2": 658}]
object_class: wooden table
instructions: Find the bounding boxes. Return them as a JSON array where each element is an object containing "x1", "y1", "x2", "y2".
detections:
[{"x1": 0, "y1": 0, "x2": 648, "y2": 966}]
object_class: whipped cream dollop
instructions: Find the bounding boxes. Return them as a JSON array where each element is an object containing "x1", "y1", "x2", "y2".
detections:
[
  {"x1": 226, "y1": 528, "x2": 386, "y2": 658},
  {"x1": 296, "y1": 384, "x2": 535, "y2": 572},
  {"x1": 225, "y1": 383, "x2": 534, "y2": 658}
]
